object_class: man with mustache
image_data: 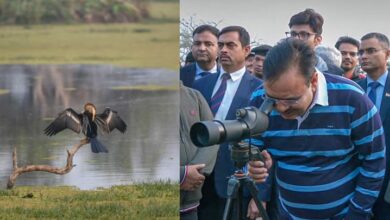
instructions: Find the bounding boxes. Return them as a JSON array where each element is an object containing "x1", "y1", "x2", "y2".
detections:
[
  {"x1": 335, "y1": 36, "x2": 366, "y2": 82},
  {"x1": 357, "y1": 32, "x2": 390, "y2": 219},
  {"x1": 180, "y1": 25, "x2": 220, "y2": 88},
  {"x1": 193, "y1": 25, "x2": 263, "y2": 220}
]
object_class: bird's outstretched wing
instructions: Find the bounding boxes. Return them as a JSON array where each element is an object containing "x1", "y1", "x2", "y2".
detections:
[
  {"x1": 44, "y1": 108, "x2": 82, "y2": 136},
  {"x1": 96, "y1": 108, "x2": 127, "y2": 134}
]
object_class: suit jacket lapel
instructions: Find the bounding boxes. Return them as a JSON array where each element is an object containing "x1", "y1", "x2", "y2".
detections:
[
  {"x1": 188, "y1": 64, "x2": 196, "y2": 86},
  {"x1": 359, "y1": 78, "x2": 368, "y2": 91},
  {"x1": 380, "y1": 73, "x2": 390, "y2": 121},
  {"x1": 204, "y1": 72, "x2": 221, "y2": 103}
]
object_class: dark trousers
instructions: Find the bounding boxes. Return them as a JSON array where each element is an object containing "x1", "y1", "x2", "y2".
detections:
[{"x1": 372, "y1": 195, "x2": 390, "y2": 219}]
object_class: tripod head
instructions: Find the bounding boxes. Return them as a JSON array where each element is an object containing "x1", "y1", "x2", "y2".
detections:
[{"x1": 229, "y1": 141, "x2": 265, "y2": 171}]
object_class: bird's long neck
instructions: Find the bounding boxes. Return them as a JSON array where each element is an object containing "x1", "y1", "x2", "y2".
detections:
[{"x1": 84, "y1": 104, "x2": 96, "y2": 121}]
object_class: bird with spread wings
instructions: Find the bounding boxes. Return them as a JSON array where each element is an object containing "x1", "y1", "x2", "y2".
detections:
[{"x1": 44, "y1": 103, "x2": 127, "y2": 153}]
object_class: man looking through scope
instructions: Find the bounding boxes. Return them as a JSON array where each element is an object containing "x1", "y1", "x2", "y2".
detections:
[
  {"x1": 191, "y1": 37, "x2": 386, "y2": 219},
  {"x1": 249, "y1": 38, "x2": 385, "y2": 219}
]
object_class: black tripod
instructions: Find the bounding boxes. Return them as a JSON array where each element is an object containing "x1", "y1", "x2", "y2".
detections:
[{"x1": 222, "y1": 142, "x2": 270, "y2": 220}]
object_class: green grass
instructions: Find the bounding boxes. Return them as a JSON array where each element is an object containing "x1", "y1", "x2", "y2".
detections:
[
  {"x1": 0, "y1": 1, "x2": 179, "y2": 70},
  {"x1": 0, "y1": 182, "x2": 179, "y2": 219}
]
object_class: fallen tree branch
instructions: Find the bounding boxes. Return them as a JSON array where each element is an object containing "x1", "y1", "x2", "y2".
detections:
[{"x1": 7, "y1": 138, "x2": 90, "y2": 189}]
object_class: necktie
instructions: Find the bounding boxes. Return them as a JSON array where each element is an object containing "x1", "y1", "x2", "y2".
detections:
[
  {"x1": 199, "y1": 71, "x2": 211, "y2": 77},
  {"x1": 368, "y1": 81, "x2": 381, "y2": 106},
  {"x1": 210, "y1": 73, "x2": 231, "y2": 115}
]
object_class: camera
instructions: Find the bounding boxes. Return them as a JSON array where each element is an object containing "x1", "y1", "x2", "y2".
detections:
[{"x1": 190, "y1": 98, "x2": 274, "y2": 147}]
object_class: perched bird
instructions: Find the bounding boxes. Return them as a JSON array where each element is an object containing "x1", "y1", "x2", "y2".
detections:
[{"x1": 44, "y1": 103, "x2": 127, "y2": 153}]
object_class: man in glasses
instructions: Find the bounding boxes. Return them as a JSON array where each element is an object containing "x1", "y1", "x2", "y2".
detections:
[
  {"x1": 335, "y1": 36, "x2": 366, "y2": 82},
  {"x1": 286, "y1": 8, "x2": 343, "y2": 76},
  {"x1": 356, "y1": 32, "x2": 390, "y2": 219},
  {"x1": 250, "y1": 38, "x2": 385, "y2": 219}
]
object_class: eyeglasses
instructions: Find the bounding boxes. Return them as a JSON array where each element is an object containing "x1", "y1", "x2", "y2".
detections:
[
  {"x1": 358, "y1": 48, "x2": 386, "y2": 56},
  {"x1": 285, "y1": 31, "x2": 316, "y2": 40},
  {"x1": 340, "y1": 51, "x2": 358, "y2": 57},
  {"x1": 261, "y1": 93, "x2": 302, "y2": 106}
]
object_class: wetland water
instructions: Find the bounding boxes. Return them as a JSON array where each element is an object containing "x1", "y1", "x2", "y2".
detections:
[{"x1": 0, "y1": 64, "x2": 178, "y2": 189}]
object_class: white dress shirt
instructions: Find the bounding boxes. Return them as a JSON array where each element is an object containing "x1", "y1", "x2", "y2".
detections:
[{"x1": 212, "y1": 66, "x2": 246, "y2": 121}]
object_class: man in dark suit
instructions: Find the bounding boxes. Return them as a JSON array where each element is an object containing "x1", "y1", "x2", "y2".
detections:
[
  {"x1": 180, "y1": 25, "x2": 219, "y2": 88},
  {"x1": 193, "y1": 25, "x2": 263, "y2": 220},
  {"x1": 357, "y1": 32, "x2": 390, "y2": 219}
]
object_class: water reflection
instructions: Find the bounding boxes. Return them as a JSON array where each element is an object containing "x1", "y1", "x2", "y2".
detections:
[{"x1": 0, "y1": 64, "x2": 179, "y2": 190}]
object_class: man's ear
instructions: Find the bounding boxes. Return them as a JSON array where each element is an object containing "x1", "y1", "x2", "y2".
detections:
[
  {"x1": 385, "y1": 48, "x2": 390, "y2": 61},
  {"x1": 243, "y1": 45, "x2": 251, "y2": 57},
  {"x1": 311, "y1": 72, "x2": 319, "y2": 92},
  {"x1": 314, "y1": 35, "x2": 322, "y2": 47}
]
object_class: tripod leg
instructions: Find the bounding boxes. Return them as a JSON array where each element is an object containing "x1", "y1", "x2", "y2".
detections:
[
  {"x1": 244, "y1": 178, "x2": 270, "y2": 220},
  {"x1": 223, "y1": 177, "x2": 240, "y2": 220}
]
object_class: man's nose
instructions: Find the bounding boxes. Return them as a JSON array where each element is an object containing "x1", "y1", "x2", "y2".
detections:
[
  {"x1": 199, "y1": 43, "x2": 207, "y2": 50},
  {"x1": 274, "y1": 102, "x2": 290, "y2": 113}
]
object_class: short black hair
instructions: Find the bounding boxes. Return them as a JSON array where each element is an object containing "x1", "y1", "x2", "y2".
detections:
[
  {"x1": 192, "y1": 24, "x2": 219, "y2": 38},
  {"x1": 251, "y1": 44, "x2": 273, "y2": 57},
  {"x1": 263, "y1": 38, "x2": 316, "y2": 85},
  {"x1": 289, "y1": 9, "x2": 324, "y2": 35},
  {"x1": 361, "y1": 32, "x2": 390, "y2": 49},
  {"x1": 218, "y1": 26, "x2": 250, "y2": 47},
  {"x1": 335, "y1": 36, "x2": 360, "y2": 50}
]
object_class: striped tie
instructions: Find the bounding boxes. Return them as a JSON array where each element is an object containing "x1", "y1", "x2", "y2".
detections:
[
  {"x1": 368, "y1": 81, "x2": 380, "y2": 107},
  {"x1": 210, "y1": 73, "x2": 231, "y2": 115}
]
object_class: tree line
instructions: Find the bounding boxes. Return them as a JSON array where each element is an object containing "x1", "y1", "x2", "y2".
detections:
[{"x1": 0, "y1": 0, "x2": 150, "y2": 25}]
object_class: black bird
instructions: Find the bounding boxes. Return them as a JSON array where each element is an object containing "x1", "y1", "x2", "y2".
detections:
[{"x1": 44, "y1": 103, "x2": 127, "y2": 153}]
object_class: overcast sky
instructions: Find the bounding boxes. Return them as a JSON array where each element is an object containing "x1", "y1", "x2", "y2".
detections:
[{"x1": 180, "y1": 0, "x2": 390, "y2": 47}]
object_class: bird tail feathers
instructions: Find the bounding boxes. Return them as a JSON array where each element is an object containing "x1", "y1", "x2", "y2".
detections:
[{"x1": 90, "y1": 138, "x2": 108, "y2": 153}]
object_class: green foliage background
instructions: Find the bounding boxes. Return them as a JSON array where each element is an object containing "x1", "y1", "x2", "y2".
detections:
[
  {"x1": 0, "y1": 0, "x2": 179, "y2": 69},
  {"x1": 0, "y1": 0, "x2": 152, "y2": 25}
]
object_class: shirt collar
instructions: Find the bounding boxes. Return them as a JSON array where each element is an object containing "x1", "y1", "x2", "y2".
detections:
[
  {"x1": 296, "y1": 69, "x2": 328, "y2": 123},
  {"x1": 220, "y1": 66, "x2": 246, "y2": 82},
  {"x1": 195, "y1": 62, "x2": 218, "y2": 75},
  {"x1": 314, "y1": 69, "x2": 329, "y2": 107},
  {"x1": 366, "y1": 70, "x2": 388, "y2": 87}
]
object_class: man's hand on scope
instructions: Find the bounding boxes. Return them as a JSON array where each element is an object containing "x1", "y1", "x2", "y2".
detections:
[
  {"x1": 180, "y1": 164, "x2": 206, "y2": 191},
  {"x1": 248, "y1": 150, "x2": 272, "y2": 183}
]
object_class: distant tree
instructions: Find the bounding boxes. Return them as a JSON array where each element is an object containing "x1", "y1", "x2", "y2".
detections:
[{"x1": 0, "y1": 0, "x2": 150, "y2": 25}]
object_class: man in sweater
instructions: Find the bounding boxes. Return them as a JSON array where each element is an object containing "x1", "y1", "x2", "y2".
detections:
[
  {"x1": 180, "y1": 82, "x2": 219, "y2": 220},
  {"x1": 250, "y1": 38, "x2": 385, "y2": 219}
]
